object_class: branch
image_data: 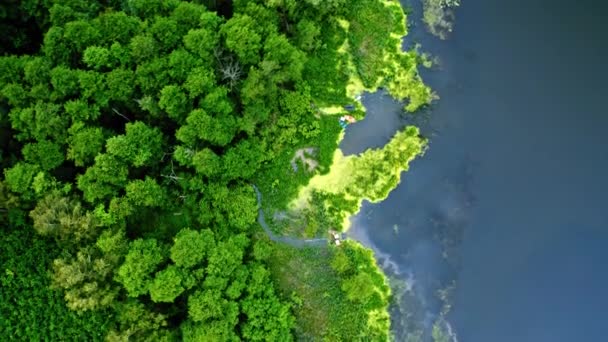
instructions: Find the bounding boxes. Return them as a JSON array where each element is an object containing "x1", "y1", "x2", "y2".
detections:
[{"x1": 112, "y1": 108, "x2": 130, "y2": 121}]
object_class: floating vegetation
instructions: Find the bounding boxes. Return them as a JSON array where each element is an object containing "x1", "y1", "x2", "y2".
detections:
[{"x1": 423, "y1": 0, "x2": 461, "y2": 39}]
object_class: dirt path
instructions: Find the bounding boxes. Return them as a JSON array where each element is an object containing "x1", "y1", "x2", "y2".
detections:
[{"x1": 253, "y1": 185, "x2": 327, "y2": 247}]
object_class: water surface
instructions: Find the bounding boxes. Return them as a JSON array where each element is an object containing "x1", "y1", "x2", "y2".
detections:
[{"x1": 342, "y1": 0, "x2": 608, "y2": 340}]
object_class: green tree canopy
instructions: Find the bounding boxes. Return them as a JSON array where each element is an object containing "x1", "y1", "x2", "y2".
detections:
[
  {"x1": 149, "y1": 265, "x2": 185, "y2": 303},
  {"x1": 106, "y1": 121, "x2": 164, "y2": 167},
  {"x1": 115, "y1": 238, "x2": 165, "y2": 297},
  {"x1": 170, "y1": 228, "x2": 215, "y2": 268}
]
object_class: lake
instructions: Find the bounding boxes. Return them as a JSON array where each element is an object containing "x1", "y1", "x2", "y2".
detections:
[{"x1": 341, "y1": 0, "x2": 608, "y2": 340}]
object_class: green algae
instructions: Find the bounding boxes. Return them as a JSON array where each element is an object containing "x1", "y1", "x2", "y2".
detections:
[
  {"x1": 258, "y1": 1, "x2": 435, "y2": 339},
  {"x1": 422, "y1": 0, "x2": 461, "y2": 39},
  {"x1": 291, "y1": 126, "x2": 426, "y2": 234}
]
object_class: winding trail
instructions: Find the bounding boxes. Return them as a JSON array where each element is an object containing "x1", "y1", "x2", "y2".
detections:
[{"x1": 253, "y1": 185, "x2": 328, "y2": 247}]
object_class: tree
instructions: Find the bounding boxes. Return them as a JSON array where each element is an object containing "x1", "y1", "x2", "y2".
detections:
[
  {"x1": 1, "y1": 83, "x2": 28, "y2": 107},
  {"x1": 158, "y1": 85, "x2": 190, "y2": 122},
  {"x1": 67, "y1": 122, "x2": 105, "y2": 167},
  {"x1": 22, "y1": 139, "x2": 64, "y2": 171},
  {"x1": 106, "y1": 300, "x2": 172, "y2": 341},
  {"x1": 331, "y1": 248, "x2": 353, "y2": 275},
  {"x1": 129, "y1": 34, "x2": 158, "y2": 62},
  {"x1": 83, "y1": 46, "x2": 112, "y2": 70},
  {"x1": 63, "y1": 19, "x2": 101, "y2": 55},
  {"x1": 107, "y1": 177, "x2": 166, "y2": 219},
  {"x1": 109, "y1": 42, "x2": 132, "y2": 67},
  {"x1": 168, "y1": 49, "x2": 200, "y2": 83},
  {"x1": 115, "y1": 238, "x2": 165, "y2": 297},
  {"x1": 96, "y1": 229, "x2": 129, "y2": 264},
  {"x1": 221, "y1": 14, "x2": 262, "y2": 65},
  {"x1": 205, "y1": 234, "x2": 249, "y2": 281},
  {"x1": 205, "y1": 183, "x2": 258, "y2": 231},
  {"x1": 64, "y1": 98, "x2": 102, "y2": 122},
  {"x1": 77, "y1": 153, "x2": 129, "y2": 203},
  {"x1": 105, "y1": 121, "x2": 164, "y2": 167},
  {"x1": 240, "y1": 66, "x2": 277, "y2": 109},
  {"x1": 0, "y1": 228, "x2": 116, "y2": 340},
  {"x1": 3, "y1": 162, "x2": 39, "y2": 196},
  {"x1": 124, "y1": 0, "x2": 168, "y2": 19},
  {"x1": 94, "y1": 10, "x2": 142, "y2": 46},
  {"x1": 233, "y1": 1, "x2": 279, "y2": 36},
  {"x1": 181, "y1": 317, "x2": 239, "y2": 342},
  {"x1": 176, "y1": 109, "x2": 236, "y2": 147},
  {"x1": 105, "y1": 68, "x2": 134, "y2": 102},
  {"x1": 225, "y1": 265, "x2": 249, "y2": 300},
  {"x1": 135, "y1": 95, "x2": 162, "y2": 117},
  {"x1": 48, "y1": 4, "x2": 80, "y2": 27},
  {"x1": 50, "y1": 65, "x2": 80, "y2": 99},
  {"x1": 221, "y1": 138, "x2": 265, "y2": 180},
  {"x1": 252, "y1": 239, "x2": 273, "y2": 261},
  {"x1": 0, "y1": 56, "x2": 23, "y2": 88},
  {"x1": 23, "y1": 56, "x2": 51, "y2": 85},
  {"x1": 184, "y1": 66, "x2": 215, "y2": 98},
  {"x1": 9, "y1": 101, "x2": 68, "y2": 142},
  {"x1": 77, "y1": 70, "x2": 109, "y2": 107},
  {"x1": 171, "y1": 2, "x2": 206, "y2": 30},
  {"x1": 261, "y1": 33, "x2": 305, "y2": 84},
  {"x1": 135, "y1": 57, "x2": 170, "y2": 94},
  {"x1": 200, "y1": 87, "x2": 233, "y2": 116},
  {"x1": 149, "y1": 265, "x2": 185, "y2": 303},
  {"x1": 43, "y1": 26, "x2": 70, "y2": 64},
  {"x1": 188, "y1": 289, "x2": 228, "y2": 322},
  {"x1": 183, "y1": 28, "x2": 219, "y2": 61},
  {"x1": 150, "y1": 17, "x2": 180, "y2": 51},
  {"x1": 295, "y1": 19, "x2": 321, "y2": 52},
  {"x1": 0, "y1": 0, "x2": 409, "y2": 340},
  {"x1": 192, "y1": 148, "x2": 222, "y2": 177},
  {"x1": 52, "y1": 247, "x2": 119, "y2": 311},
  {"x1": 29, "y1": 193, "x2": 99, "y2": 244},
  {"x1": 124, "y1": 177, "x2": 166, "y2": 208},
  {"x1": 341, "y1": 272, "x2": 376, "y2": 303},
  {"x1": 240, "y1": 264, "x2": 294, "y2": 341},
  {"x1": 170, "y1": 228, "x2": 215, "y2": 268}
]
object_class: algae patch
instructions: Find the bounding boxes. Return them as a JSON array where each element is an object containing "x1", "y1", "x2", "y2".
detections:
[
  {"x1": 290, "y1": 126, "x2": 426, "y2": 234},
  {"x1": 422, "y1": 0, "x2": 461, "y2": 39}
]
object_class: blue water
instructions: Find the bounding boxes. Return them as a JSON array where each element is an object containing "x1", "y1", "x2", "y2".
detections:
[{"x1": 341, "y1": 0, "x2": 608, "y2": 340}]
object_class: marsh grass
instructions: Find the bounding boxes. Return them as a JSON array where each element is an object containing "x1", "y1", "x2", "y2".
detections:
[{"x1": 267, "y1": 240, "x2": 391, "y2": 340}]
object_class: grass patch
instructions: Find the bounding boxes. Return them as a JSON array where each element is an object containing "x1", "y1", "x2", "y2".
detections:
[
  {"x1": 346, "y1": 0, "x2": 405, "y2": 88},
  {"x1": 0, "y1": 228, "x2": 115, "y2": 340},
  {"x1": 342, "y1": 0, "x2": 434, "y2": 112},
  {"x1": 304, "y1": 0, "x2": 434, "y2": 112},
  {"x1": 254, "y1": 115, "x2": 342, "y2": 211},
  {"x1": 253, "y1": 112, "x2": 343, "y2": 236},
  {"x1": 303, "y1": 18, "x2": 351, "y2": 108},
  {"x1": 266, "y1": 240, "x2": 391, "y2": 341}
]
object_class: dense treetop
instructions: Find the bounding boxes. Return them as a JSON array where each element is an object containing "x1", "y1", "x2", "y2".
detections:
[{"x1": 0, "y1": 0, "x2": 430, "y2": 339}]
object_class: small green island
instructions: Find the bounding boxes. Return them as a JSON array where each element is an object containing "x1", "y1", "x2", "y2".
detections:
[{"x1": 1, "y1": 0, "x2": 432, "y2": 340}]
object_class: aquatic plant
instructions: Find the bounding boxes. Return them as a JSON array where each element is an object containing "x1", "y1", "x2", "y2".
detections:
[{"x1": 423, "y1": 0, "x2": 461, "y2": 39}]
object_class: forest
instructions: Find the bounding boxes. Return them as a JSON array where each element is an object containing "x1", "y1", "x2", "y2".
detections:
[{"x1": 0, "y1": 0, "x2": 430, "y2": 340}]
